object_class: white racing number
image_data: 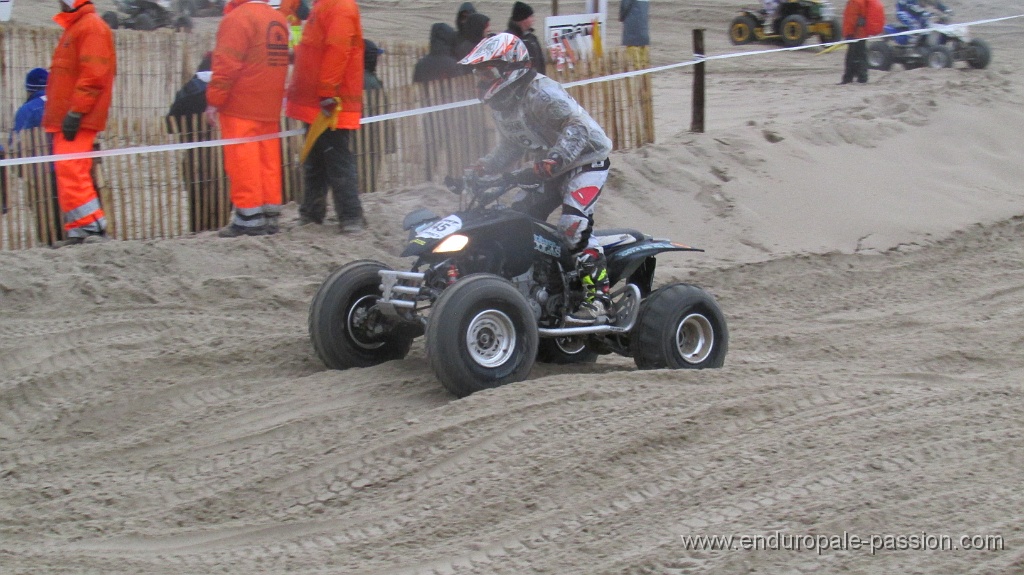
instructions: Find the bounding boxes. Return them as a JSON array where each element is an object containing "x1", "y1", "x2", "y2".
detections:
[{"x1": 416, "y1": 215, "x2": 463, "y2": 239}]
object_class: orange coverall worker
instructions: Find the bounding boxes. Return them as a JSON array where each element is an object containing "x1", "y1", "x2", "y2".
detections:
[
  {"x1": 207, "y1": 0, "x2": 290, "y2": 236},
  {"x1": 278, "y1": 0, "x2": 302, "y2": 24},
  {"x1": 43, "y1": 0, "x2": 116, "y2": 240},
  {"x1": 286, "y1": 0, "x2": 363, "y2": 130}
]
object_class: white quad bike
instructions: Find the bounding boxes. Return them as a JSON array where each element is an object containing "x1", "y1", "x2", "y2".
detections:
[{"x1": 868, "y1": 18, "x2": 992, "y2": 70}]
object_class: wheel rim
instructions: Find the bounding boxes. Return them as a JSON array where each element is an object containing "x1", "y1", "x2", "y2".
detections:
[
  {"x1": 347, "y1": 294, "x2": 385, "y2": 350},
  {"x1": 466, "y1": 309, "x2": 517, "y2": 368},
  {"x1": 784, "y1": 23, "x2": 802, "y2": 40},
  {"x1": 732, "y1": 24, "x2": 750, "y2": 42},
  {"x1": 555, "y1": 336, "x2": 587, "y2": 355},
  {"x1": 867, "y1": 50, "x2": 884, "y2": 67},
  {"x1": 676, "y1": 313, "x2": 715, "y2": 365}
]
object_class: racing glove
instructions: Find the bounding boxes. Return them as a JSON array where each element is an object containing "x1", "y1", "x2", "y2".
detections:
[{"x1": 62, "y1": 112, "x2": 82, "y2": 142}]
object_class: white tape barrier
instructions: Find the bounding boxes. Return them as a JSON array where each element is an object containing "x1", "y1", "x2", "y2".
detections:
[{"x1": 2, "y1": 13, "x2": 1021, "y2": 169}]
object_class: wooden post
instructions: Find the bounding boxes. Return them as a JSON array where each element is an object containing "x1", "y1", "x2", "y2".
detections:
[
  {"x1": 691, "y1": 29, "x2": 705, "y2": 133},
  {"x1": 552, "y1": 0, "x2": 558, "y2": 16}
]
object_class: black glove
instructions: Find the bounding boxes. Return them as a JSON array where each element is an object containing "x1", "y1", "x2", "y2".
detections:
[
  {"x1": 62, "y1": 112, "x2": 83, "y2": 142},
  {"x1": 510, "y1": 167, "x2": 544, "y2": 189}
]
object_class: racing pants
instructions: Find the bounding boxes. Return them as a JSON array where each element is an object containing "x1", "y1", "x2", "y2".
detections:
[
  {"x1": 53, "y1": 130, "x2": 106, "y2": 239},
  {"x1": 220, "y1": 114, "x2": 282, "y2": 231},
  {"x1": 512, "y1": 158, "x2": 612, "y2": 302}
]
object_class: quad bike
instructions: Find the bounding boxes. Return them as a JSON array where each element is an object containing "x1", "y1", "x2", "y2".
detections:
[
  {"x1": 102, "y1": 0, "x2": 193, "y2": 32},
  {"x1": 308, "y1": 173, "x2": 729, "y2": 398},
  {"x1": 867, "y1": 19, "x2": 992, "y2": 71},
  {"x1": 729, "y1": 0, "x2": 841, "y2": 47}
]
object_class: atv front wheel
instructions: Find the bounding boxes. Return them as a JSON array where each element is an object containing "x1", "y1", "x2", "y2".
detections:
[
  {"x1": 729, "y1": 15, "x2": 758, "y2": 45},
  {"x1": 309, "y1": 260, "x2": 415, "y2": 369},
  {"x1": 819, "y1": 19, "x2": 842, "y2": 43},
  {"x1": 867, "y1": 41, "x2": 893, "y2": 71},
  {"x1": 631, "y1": 284, "x2": 728, "y2": 370},
  {"x1": 427, "y1": 274, "x2": 538, "y2": 398},
  {"x1": 926, "y1": 45, "x2": 953, "y2": 68},
  {"x1": 780, "y1": 14, "x2": 809, "y2": 47},
  {"x1": 537, "y1": 336, "x2": 600, "y2": 364},
  {"x1": 966, "y1": 38, "x2": 991, "y2": 69}
]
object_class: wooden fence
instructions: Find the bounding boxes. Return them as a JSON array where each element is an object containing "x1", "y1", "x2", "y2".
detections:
[{"x1": 1, "y1": 26, "x2": 654, "y2": 250}]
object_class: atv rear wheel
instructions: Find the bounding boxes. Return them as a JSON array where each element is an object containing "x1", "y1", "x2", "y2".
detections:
[
  {"x1": 966, "y1": 38, "x2": 991, "y2": 69},
  {"x1": 819, "y1": 19, "x2": 842, "y2": 43},
  {"x1": 926, "y1": 45, "x2": 953, "y2": 68},
  {"x1": 867, "y1": 41, "x2": 893, "y2": 71},
  {"x1": 780, "y1": 14, "x2": 809, "y2": 47},
  {"x1": 427, "y1": 274, "x2": 538, "y2": 398},
  {"x1": 729, "y1": 15, "x2": 758, "y2": 45},
  {"x1": 537, "y1": 336, "x2": 599, "y2": 364},
  {"x1": 631, "y1": 284, "x2": 728, "y2": 370},
  {"x1": 309, "y1": 260, "x2": 415, "y2": 370}
]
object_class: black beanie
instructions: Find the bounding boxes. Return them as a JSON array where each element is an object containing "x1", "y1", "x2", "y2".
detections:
[{"x1": 511, "y1": 1, "x2": 533, "y2": 21}]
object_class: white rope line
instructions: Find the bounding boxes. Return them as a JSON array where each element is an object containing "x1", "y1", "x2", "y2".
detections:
[{"x1": 2, "y1": 13, "x2": 1021, "y2": 169}]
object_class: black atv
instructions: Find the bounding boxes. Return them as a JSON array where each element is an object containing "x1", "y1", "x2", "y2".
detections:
[
  {"x1": 729, "y1": 0, "x2": 841, "y2": 47},
  {"x1": 308, "y1": 173, "x2": 729, "y2": 398},
  {"x1": 102, "y1": 0, "x2": 193, "y2": 32}
]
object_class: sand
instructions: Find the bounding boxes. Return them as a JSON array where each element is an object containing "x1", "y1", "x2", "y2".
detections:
[{"x1": 2, "y1": 1, "x2": 1024, "y2": 573}]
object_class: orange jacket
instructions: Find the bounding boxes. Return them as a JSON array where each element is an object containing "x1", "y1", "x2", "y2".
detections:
[
  {"x1": 286, "y1": 0, "x2": 363, "y2": 129},
  {"x1": 207, "y1": 0, "x2": 290, "y2": 122},
  {"x1": 43, "y1": 3, "x2": 116, "y2": 133},
  {"x1": 843, "y1": 0, "x2": 885, "y2": 38}
]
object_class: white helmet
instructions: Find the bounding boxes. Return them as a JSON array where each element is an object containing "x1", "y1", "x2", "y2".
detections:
[{"x1": 458, "y1": 32, "x2": 533, "y2": 104}]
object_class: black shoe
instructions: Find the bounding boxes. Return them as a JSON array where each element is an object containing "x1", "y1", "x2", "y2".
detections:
[
  {"x1": 857, "y1": 78, "x2": 868, "y2": 84},
  {"x1": 566, "y1": 299, "x2": 609, "y2": 325},
  {"x1": 339, "y1": 217, "x2": 366, "y2": 234},
  {"x1": 297, "y1": 215, "x2": 322, "y2": 226},
  {"x1": 839, "y1": 78, "x2": 853, "y2": 85}
]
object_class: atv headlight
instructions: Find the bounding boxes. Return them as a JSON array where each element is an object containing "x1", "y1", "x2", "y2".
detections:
[{"x1": 433, "y1": 234, "x2": 469, "y2": 253}]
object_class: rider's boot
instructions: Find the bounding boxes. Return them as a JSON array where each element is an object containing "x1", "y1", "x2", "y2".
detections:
[{"x1": 567, "y1": 248, "x2": 612, "y2": 324}]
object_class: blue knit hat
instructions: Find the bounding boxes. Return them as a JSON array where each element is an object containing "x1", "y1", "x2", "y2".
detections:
[{"x1": 25, "y1": 68, "x2": 49, "y2": 91}]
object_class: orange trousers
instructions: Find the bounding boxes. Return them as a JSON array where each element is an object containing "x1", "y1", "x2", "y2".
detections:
[
  {"x1": 220, "y1": 114, "x2": 282, "y2": 215},
  {"x1": 53, "y1": 130, "x2": 106, "y2": 237}
]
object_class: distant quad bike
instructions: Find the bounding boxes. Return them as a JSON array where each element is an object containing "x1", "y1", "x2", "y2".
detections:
[
  {"x1": 102, "y1": 0, "x2": 193, "y2": 32},
  {"x1": 730, "y1": 0, "x2": 841, "y2": 47},
  {"x1": 867, "y1": 20, "x2": 992, "y2": 71},
  {"x1": 308, "y1": 174, "x2": 729, "y2": 398}
]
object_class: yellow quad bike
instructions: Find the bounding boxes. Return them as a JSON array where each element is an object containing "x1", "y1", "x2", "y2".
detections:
[{"x1": 730, "y1": 0, "x2": 842, "y2": 47}]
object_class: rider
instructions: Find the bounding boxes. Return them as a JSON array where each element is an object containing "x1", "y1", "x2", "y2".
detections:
[
  {"x1": 895, "y1": 0, "x2": 952, "y2": 31},
  {"x1": 458, "y1": 33, "x2": 614, "y2": 324}
]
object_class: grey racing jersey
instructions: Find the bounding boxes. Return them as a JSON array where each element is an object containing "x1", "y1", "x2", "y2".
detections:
[{"x1": 480, "y1": 74, "x2": 612, "y2": 177}]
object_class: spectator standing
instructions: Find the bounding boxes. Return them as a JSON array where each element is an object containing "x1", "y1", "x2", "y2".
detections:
[
  {"x1": 413, "y1": 23, "x2": 462, "y2": 83},
  {"x1": 43, "y1": 0, "x2": 116, "y2": 245},
  {"x1": 362, "y1": 38, "x2": 390, "y2": 194},
  {"x1": 453, "y1": 12, "x2": 491, "y2": 62},
  {"x1": 840, "y1": 0, "x2": 885, "y2": 84},
  {"x1": 206, "y1": 0, "x2": 290, "y2": 237},
  {"x1": 455, "y1": 2, "x2": 476, "y2": 44},
  {"x1": 8, "y1": 68, "x2": 63, "y2": 244},
  {"x1": 286, "y1": 0, "x2": 366, "y2": 233},
  {"x1": 167, "y1": 52, "x2": 223, "y2": 233},
  {"x1": 619, "y1": 0, "x2": 650, "y2": 66},
  {"x1": 506, "y1": 2, "x2": 545, "y2": 75}
]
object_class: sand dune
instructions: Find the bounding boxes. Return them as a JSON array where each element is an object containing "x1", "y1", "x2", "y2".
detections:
[{"x1": 2, "y1": 0, "x2": 1024, "y2": 573}]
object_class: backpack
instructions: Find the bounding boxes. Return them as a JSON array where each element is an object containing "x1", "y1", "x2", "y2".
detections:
[{"x1": 864, "y1": 0, "x2": 886, "y2": 36}]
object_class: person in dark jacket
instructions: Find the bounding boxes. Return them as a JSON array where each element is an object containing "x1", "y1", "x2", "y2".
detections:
[
  {"x1": 506, "y1": 2, "x2": 545, "y2": 75},
  {"x1": 362, "y1": 39, "x2": 390, "y2": 193},
  {"x1": 453, "y1": 11, "x2": 490, "y2": 61},
  {"x1": 4, "y1": 68, "x2": 52, "y2": 219},
  {"x1": 167, "y1": 52, "x2": 223, "y2": 232},
  {"x1": 619, "y1": 0, "x2": 650, "y2": 66},
  {"x1": 413, "y1": 23, "x2": 462, "y2": 83},
  {"x1": 455, "y1": 2, "x2": 476, "y2": 40}
]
